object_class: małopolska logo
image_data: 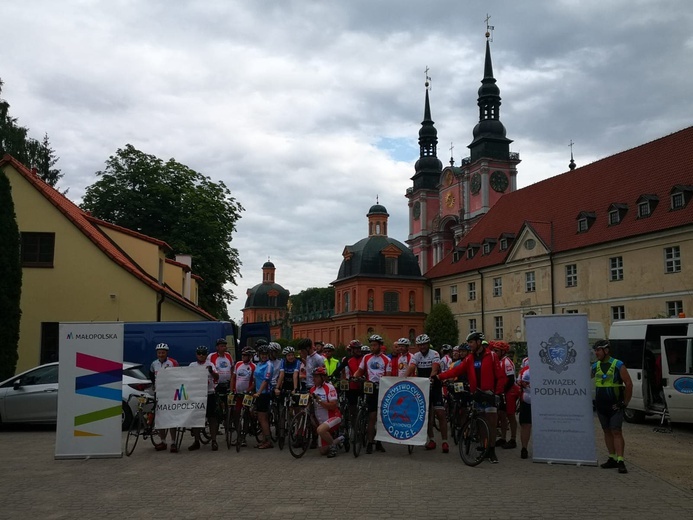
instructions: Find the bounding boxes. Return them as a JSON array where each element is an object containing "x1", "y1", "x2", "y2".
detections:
[
  {"x1": 173, "y1": 385, "x2": 189, "y2": 400},
  {"x1": 539, "y1": 332, "x2": 577, "y2": 374},
  {"x1": 380, "y1": 381, "x2": 427, "y2": 440}
]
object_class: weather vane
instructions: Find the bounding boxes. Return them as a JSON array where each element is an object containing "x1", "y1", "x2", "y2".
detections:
[
  {"x1": 449, "y1": 142, "x2": 455, "y2": 166},
  {"x1": 424, "y1": 66, "x2": 431, "y2": 90},
  {"x1": 485, "y1": 13, "x2": 494, "y2": 41}
]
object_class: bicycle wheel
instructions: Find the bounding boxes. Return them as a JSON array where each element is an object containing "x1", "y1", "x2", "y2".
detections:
[
  {"x1": 288, "y1": 412, "x2": 310, "y2": 459},
  {"x1": 277, "y1": 406, "x2": 286, "y2": 450},
  {"x1": 353, "y1": 407, "x2": 367, "y2": 458},
  {"x1": 236, "y1": 410, "x2": 246, "y2": 453},
  {"x1": 125, "y1": 413, "x2": 143, "y2": 456},
  {"x1": 459, "y1": 416, "x2": 490, "y2": 467},
  {"x1": 225, "y1": 406, "x2": 237, "y2": 450},
  {"x1": 199, "y1": 418, "x2": 212, "y2": 445},
  {"x1": 268, "y1": 402, "x2": 278, "y2": 443}
]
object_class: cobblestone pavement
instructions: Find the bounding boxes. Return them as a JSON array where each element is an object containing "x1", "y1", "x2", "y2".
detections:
[{"x1": 1, "y1": 425, "x2": 692, "y2": 520}]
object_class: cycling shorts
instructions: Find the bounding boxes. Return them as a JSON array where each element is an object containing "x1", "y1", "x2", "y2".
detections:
[
  {"x1": 366, "y1": 391, "x2": 378, "y2": 413},
  {"x1": 206, "y1": 393, "x2": 218, "y2": 419},
  {"x1": 518, "y1": 401, "x2": 532, "y2": 425},
  {"x1": 429, "y1": 381, "x2": 444, "y2": 410},
  {"x1": 255, "y1": 393, "x2": 271, "y2": 413},
  {"x1": 318, "y1": 417, "x2": 342, "y2": 447},
  {"x1": 346, "y1": 389, "x2": 360, "y2": 407},
  {"x1": 597, "y1": 408, "x2": 624, "y2": 431},
  {"x1": 505, "y1": 386, "x2": 521, "y2": 415}
]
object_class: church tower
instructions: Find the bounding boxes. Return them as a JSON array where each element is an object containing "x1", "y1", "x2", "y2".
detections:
[{"x1": 407, "y1": 27, "x2": 520, "y2": 273}]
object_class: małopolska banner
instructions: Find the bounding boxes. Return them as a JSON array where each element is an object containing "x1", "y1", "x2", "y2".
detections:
[
  {"x1": 526, "y1": 314, "x2": 597, "y2": 465},
  {"x1": 154, "y1": 366, "x2": 207, "y2": 429},
  {"x1": 55, "y1": 322, "x2": 124, "y2": 459},
  {"x1": 375, "y1": 376, "x2": 430, "y2": 445}
]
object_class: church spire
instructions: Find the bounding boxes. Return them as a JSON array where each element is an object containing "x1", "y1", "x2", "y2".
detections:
[
  {"x1": 411, "y1": 67, "x2": 443, "y2": 191},
  {"x1": 468, "y1": 19, "x2": 512, "y2": 162}
]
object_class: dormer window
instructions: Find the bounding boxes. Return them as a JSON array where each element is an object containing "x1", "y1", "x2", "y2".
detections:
[
  {"x1": 670, "y1": 185, "x2": 693, "y2": 210},
  {"x1": 607, "y1": 203, "x2": 628, "y2": 226},
  {"x1": 576, "y1": 211, "x2": 596, "y2": 233},
  {"x1": 498, "y1": 233, "x2": 515, "y2": 252},
  {"x1": 466, "y1": 249, "x2": 474, "y2": 260},
  {"x1": 482, "y1": 239, "x2": 497, "y2": 255},
  {"x1": 636, "y1": 195, "x2": 658, "y2": 219},
  {"x1": 466, "y1": 243, "x2": 480, "y2": 259}
]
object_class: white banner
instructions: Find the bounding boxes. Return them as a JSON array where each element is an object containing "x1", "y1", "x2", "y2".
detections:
[
  {"x1": 154, "y1": 366, "x2": 208, "y2": 429},
  {"x1": 526, "y1": 314, "x2": 597, "y2": 465},
  {"x1": 375, "y1": 377, "x2": 430, "y2": 445},
  {"x1": 55, "y1": 322, "x2": 124, "y2": 459}
]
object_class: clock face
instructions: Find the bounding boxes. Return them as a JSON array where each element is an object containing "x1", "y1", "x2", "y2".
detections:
[
  {"x1": 413, "y1": 201, "x2": 421, "y2": 220},
  {"x1": 470, "y1": 172, "x2": 481, "y2": 195},
  {"x1": 490, "y1": 170, "x2": 509, "y2": 192},
  {"x1": 445, "y1": 192, "x2": 455, "y2": 208}
]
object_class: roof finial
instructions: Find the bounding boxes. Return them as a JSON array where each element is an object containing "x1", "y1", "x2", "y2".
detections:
[
  {"x1": 449, "y1": 142, "x2": 455, "y2": 166},
  {"x1": 424, "y1": 66, "x2": 431, "y2": 90},
  {"x1": 485, "y1": 13, "x2": 494, "y2": 41},
  {"x1": 569, "y1": 140, "x2": 576, "y2": 170},
  {"x1": 267, "y1": 255, "x2": 271, "y2": 262},
  {"x1": 376, "y1": 194, "x2": 379, "y2": 204}
]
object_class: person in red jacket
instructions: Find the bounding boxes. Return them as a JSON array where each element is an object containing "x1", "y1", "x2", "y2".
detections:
[{"x1": 435, "y1": 331, "x2": 506, "y2": 463}]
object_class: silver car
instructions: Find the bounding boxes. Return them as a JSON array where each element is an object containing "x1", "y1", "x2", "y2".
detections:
[{"x1": 0, "y1": 362, "x2": 153, "y2": 430}]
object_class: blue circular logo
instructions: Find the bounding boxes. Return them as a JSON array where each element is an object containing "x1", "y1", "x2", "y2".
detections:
[
  {"x1": 380, "y1": 381, "x2": 427, "y2": 440},
  {"x1": 673, "y1": 377, "x2": 693, "y2": 394}
]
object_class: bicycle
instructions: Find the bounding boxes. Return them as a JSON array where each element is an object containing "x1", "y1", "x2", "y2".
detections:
[
  {"x1": 288, "y1": 392, "x2": 315, "y2": 459},
  {"x1": 445, "y1": 381, "x2": 470, "y2": 445},
  {"x1": 351, "y1": 378, "x2": 377, "y2": 458},
  {"x1": 235, "y1": 392, "x2": 260, "y2": 452},
  {"x1": 458, "y1": 390, "x2": 494, "y2": 467},
  {"x1": 336, "y1": 379, "x2": 351, "y2": 453},
  {"x1": 274, "y1": 390, "x2": 295, "y2": 451},
  {"x1": 125, "y1": 394, "x2": 162, "y2": 456}
]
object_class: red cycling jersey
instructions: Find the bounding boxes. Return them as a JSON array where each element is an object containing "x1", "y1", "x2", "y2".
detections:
[
  {"x1": 439, "y1": 347, "x2": 505, "y2": 395},
  {"x1": 345, "y1": 356, "x2": 363, "y2": 390}
]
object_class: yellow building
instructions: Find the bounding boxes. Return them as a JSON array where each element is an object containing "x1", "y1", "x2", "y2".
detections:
[
  {"x1": 1, "y1": 155, "x2": 214, "y2": 372},
  {"x1": 425, "y1": 127, "x2": 693, "y2": 340}
]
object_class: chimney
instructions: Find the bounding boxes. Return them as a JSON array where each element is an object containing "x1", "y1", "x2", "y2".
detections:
[{"x1": 176, "y1": 254, "x2": 193, "y2": 299}]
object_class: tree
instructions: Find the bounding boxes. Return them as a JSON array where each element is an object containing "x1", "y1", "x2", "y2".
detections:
[
  {"x1": 81, "y1": 144, "x2": 244, "y2": 319},
  {"x1": 0, "y1": 169, "x2": 22, "y2": 380},
  {"x1": 424, "y1": 303, "x2": 459, "y2": 349},
  {"x1": 0, "y1": 79, "x2": 63, "y2": 188}
]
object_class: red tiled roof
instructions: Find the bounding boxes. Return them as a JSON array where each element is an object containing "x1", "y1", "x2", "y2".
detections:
[
  {"x1": 165, "y1": 258, "x2": 191, "y2": 272},
  {"x1": 1, "y1": 154, "x2": 215, "y2": 321},
  {"x1": 426, "y1": 126, "x2": 693, "y2": 279},
  {"x1": 88, "y1": 215, "x2": 172, "y2": 251}
]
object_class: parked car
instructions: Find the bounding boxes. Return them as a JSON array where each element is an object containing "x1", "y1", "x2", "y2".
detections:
[{"x1": 0, "y1": 362, "x2": 153, "y2": 430}]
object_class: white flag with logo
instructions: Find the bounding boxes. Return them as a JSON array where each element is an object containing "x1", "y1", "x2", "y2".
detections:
[
  {"x1": 375, "y1": 377, "x2": 430, "y2": 445},
  {"x1": 155, "y1": 366, "x2": 208, "y2": 429}
]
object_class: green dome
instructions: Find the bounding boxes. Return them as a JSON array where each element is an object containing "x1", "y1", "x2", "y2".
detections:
[
  {"x1": 367, "y1": 204, "x2": 389, "y2": 216},
  {"x1": 243, "y1": 282, "x2": 289, "y2": 309},
  {"x1": 336, "y1": 236, "x2": 423, "y2": 281}
]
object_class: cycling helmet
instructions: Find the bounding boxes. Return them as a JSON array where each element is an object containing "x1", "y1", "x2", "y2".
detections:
[
  {"x1": 459, "y1": 343, "x2": 471, "y2": 351},
  {"x1": 297, "y1": 338, "x2": 313, "y2": 351},
  {"x1": 491, "y1": 341, "x2": 510, "y2": 352},
  {"x1": 255, "y1": 338, "x2": 268, "y2": 348},
  {"x1": 241, "y1": 347, "x2": 254, "y2": 355},
  {"x1": 257, "y1": 345, "x2": 270, "y2": 354},
  {"x1": 452, "y1": 346, "x2": 460, "y2": 352},
  {"x1": 155, "y1": 343, "x2": 169, "y2": 351},
  {"x1": 195, "y1": 345, "x2": 209, "y2": 355},
  {"x1": 348, "y1": 339, "x2": 362, "y2": 349},
  {"x1": 415, "y1": 334, "x2": 430, "y2": 345},
  {"x1": 282, "y1": 346, "x2": 295, "y2": 355},
  {"x1": 312, "y1": 366, "x2": 327, "y2": 376},
  {"x1": 368, "y1": 334, "x2": 383, "y2": 344},
  {"x1": 215, "y1": 338, "x2": 228, "y2": 345},
  {"x1": 314, "y1": 340, "x2": 324, "y2": 347},
  {"x1": 323, "y1": 343, "x2": 335, "y2": 351},
  {"x1": 466, "y1": 331, "x2": 485, "y2": 342},
  {"x1": 395, "y1": 338, "x2": 411, "y2": 346},
  {"x1": 441, "y1": 344, "x2": 452, "y2": 353},
  {"x1": 593, "y1": 339, "x2": 610, "y2": 350},
  {"x1": 268, "y1": 342, "x2": 281, "y2": 352},
  {"x1": 361, "y1": 345, "x2": 371, "y2": 353}
]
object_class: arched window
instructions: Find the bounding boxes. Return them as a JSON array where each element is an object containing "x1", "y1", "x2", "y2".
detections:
[
  {"x1": 367, "y1": 289, "x2": 374, "y2": 311},
  {"x1": 409, "y1": 291, "x2": 416, "y2": 312},
  {"x1": 384, "y1": 291, "x2": 399, "y2": 312}
]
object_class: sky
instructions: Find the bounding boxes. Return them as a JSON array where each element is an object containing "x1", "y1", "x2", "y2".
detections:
[{"x1": 2, "y1": 0, "x2": 693, "y2": 322}]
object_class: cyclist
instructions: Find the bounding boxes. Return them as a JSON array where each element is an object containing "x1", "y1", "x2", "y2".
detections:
[
  {"x1": 276, "y1": 346, "x2": 302, "y2": 395},
  {"x1": 268, "y1": 342, "x2": 283, "y2": 390},
  {"x1": 389, "y1": 338, "x2": 413, "y2": 377},
  {"x1": 323, "y1": 343, "x2": 339, "y2": 381},
  {"x1": 339, "y1": 340, "x2": 365, "y2": 427},
  {"x1": 310, "y1": 366, "x2": 343, "y2": 458},
  {"x1": 298, "y1": 338, "x2": 325, "y2": 391},
  {"x1": 491, "y1": 341, "x2": 520, "y2": 450},
  {"x1": 188, "y1": 345, "x2": 220, "y2": 451},
  {"x1": 253, "y1": 344, "x2": 275, "y2": 449},
  {"x1": 231, "y1": 347, "x2": 256, "y2": 446},
  {"x1": 149, "y1": 343, "x2": 179, "y2": 452},
  {"x1": 314, "y1": 340, "x2": 325, "y2": 355},
  {"x1": 406, "y1": 334, "x2": 449, "y2": 453},
  {"x1": 353, "y1": 334, "x2": 390, "y2": 454},
  {"x1": 208, "y1": 338, "x2": 234, "y2": 390},
  {"x1": 518, "y1": 360, "x2": 531, "y2": 459},
  {"x1": 440, "y1": 345, "x2": 453, "y2": 372},
  {"x1": 436, "y1": 332, "x2": 505, "y2": 463}
]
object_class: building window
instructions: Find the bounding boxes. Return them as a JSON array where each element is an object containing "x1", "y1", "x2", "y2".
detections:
[
  {"x1": 21, "y1": 232, "x2": 55, "y2": 267},
  {"x1": 269, "y1": 296, "x2": 277, "y2": 307},
  {"x1": 499, "y1": 238, "x2": 508, "y2": 251},
  {"x1": 609, "y1": 256, "x2": 623, "y2": 281},
  {"x1": 450, "y1": 285, "x2": 458, "y2": 303},
  {"x1": 637, "y1": 201, "x2": 651, "y2": 218},
  {"x1": 565, "y1": 264, "x2": 577, "y2": 287},
  {"x1": 384, "y1": 292, "x2": 399, "y2": 312},
  {"x1": 434, "y1": 288, "x2": 441, "y2": 304},
  {"x1": 666, "y1": 300, "x2": 683, "y2": 317},
  {"x1": 611, "y1": 305, "x2": 625, "y2": 321},
  {"x1": 608, "y1": 210, "x2": 620, "y2": 225},
  {"x1": 525, "y1": 271, "x2": 536, "y2": 293},
  {"x1": 468, "y1": 282, "x2": 476, "y2": 301},
  {"x1": 492, "y1": 277, "x2": 502, "y2": 297},
  {"x1": 469, "y1": 319, "x2": 477, "y2": 333},
  {"x1": 467, "y1": 248, "x2": 475, "y2": 259},
  {"x1": 385, "y1": 257, "x2": 398, "y2": 275},
  {"x1": 344, "y1": 292, "x2": 350, "y2": 313},
  {"x1": 671, "y1": 192, "x2": 685, "y2": 210},
  {"x1": 664, "y1": 246, "x2": 681, "y2": 273},
  {"x1": 494, "y1": 316, "x2": 504, "y2": 339},
  {"x1": 577, "y1": 219, "x2": 588, "y2": 233},
  {"x1": 565, "y1": 309, "x2": 579, "y2": 314}
]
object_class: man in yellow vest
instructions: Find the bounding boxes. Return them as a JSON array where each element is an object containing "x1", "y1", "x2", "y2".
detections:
[
  {"x1": 591, "y1": 339, "x2": 633, "y2": 474},
  {"x1": 323, "y1": 344, "x2": 339, "y2": 381}
]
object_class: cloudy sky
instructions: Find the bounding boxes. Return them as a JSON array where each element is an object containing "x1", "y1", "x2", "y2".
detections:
[{"x1": 3, "y1": 0, "x2": 692, "y2": 322}]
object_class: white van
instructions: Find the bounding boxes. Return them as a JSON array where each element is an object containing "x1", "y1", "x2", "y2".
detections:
[{"x1": 608, "y1": 317, "x2": 693, "y2": 424}]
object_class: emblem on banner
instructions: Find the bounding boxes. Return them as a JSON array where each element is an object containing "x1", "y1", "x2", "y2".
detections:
[
  {"x1": 380, "y1": 381, "x2": 427, "y2": 440},
  {"x1": 539, "y1": 333, "x2": 577, "y2": 374}
]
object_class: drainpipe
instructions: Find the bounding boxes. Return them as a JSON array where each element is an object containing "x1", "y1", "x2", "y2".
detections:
[
  {"x1": 157, "y1": 290, "x2": 165, "y2": 322},
  {"x1": 549, "y1": 221, "x2": 555, "y2": 314},
  {"x1": 478, "y1": 270, "x2": 485, "y2": 332}
]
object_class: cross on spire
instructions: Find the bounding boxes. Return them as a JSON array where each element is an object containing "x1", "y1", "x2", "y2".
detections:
[
  {"x1": 485, "y1": 13, "x2": 494, "y2": 41},
  {"x1": 449, "y1": 142, "x2": 455, "y2": 166},
  {"x1": 376, "y1": 194, "x2": 379, "y2": 204},
  {"x1": 424, "y1": 66, "x2": 431, "y2": 90}
]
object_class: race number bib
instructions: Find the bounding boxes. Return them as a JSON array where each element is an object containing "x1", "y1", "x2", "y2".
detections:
[
  {"x1": 454, "y1": 383, "x2": 466, "y2": 393},
  {"x1": 299, "y1": 394, "x2": 310, "y2": 406},
  {"x1": 340, "y1": 380, "x2": 349, "y2": 391},
  {"x1": 364, "y1": 382, "x2": 374, "y2": 395},
  {"x1": 242, "y1": 394, "x2": 255, "y2": 407}
]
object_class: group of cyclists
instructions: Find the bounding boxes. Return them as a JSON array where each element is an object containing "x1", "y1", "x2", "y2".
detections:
[{"x1": 148, "y1": 331, "x2": 532, "y2": 463}]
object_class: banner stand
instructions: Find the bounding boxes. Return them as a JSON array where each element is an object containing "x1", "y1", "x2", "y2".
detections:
[{"x1": 375, "y1": 377, "x2": 430, "y2": 446}]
